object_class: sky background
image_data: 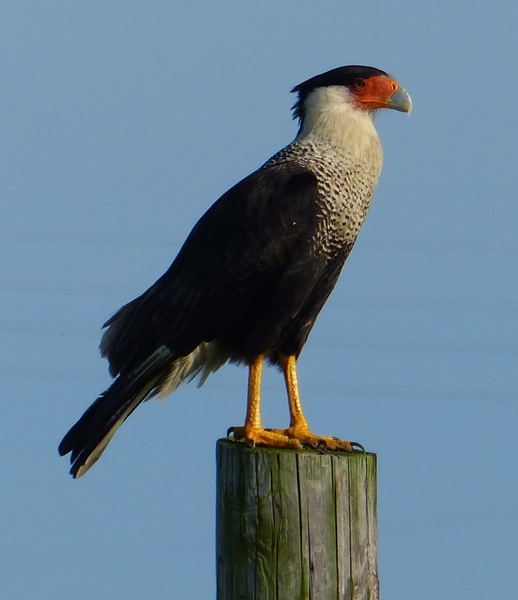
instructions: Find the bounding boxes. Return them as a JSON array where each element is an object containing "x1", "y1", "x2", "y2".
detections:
[{"x1": 1, "y1": 1, "x2": 518, "y2": 598}]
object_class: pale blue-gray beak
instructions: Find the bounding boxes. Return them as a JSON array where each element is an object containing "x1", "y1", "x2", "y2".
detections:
[{"x1": 387, "y1": 85, "x2": 412, "y2": 114}]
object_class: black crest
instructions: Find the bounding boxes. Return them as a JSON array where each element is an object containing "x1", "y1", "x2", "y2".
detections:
[{"x1": 291, "y1": 65, "x2": 388, "y2": 121}]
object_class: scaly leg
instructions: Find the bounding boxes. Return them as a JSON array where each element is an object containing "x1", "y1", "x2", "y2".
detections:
[
  {"x1": 228, "y1": 353, "x2": 359, "y2": 451},
  {"x1": 228, "y1": 354, "x2": 302, "y2": 448},
  {"x1": 275, "y1": 353, "x2": 355, "y2": 451}
]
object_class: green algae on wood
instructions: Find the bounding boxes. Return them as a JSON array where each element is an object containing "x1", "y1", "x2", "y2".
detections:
[{"x1": 216, "y1": 439, "x2": 379, "y2": 600}]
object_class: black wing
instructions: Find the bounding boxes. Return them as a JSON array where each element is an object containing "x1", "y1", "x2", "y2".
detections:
[
  {"x1": 101, "y1": 162, "x2": 343, "y2": 374},
  {"x1": 59, "y1": 162, "x2": 353, "y2": 477}
]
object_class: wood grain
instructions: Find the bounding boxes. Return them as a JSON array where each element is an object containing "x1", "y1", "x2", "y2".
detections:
[{"x1": 216, "y1": 439, "x2": 379, "y2": 600}]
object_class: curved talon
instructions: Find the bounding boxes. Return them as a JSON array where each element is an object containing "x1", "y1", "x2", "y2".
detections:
[
  {"x1": 301, "y1": 440, "x2": 318, "y2": 451},
  {"x1": 351, "y1": 441, "x2": 366, "y2": 452},
  {"x1": 317, "y1": 439, "x2": 328, "y2": 451},
  {"x1": 225, "y1": 424, "x2": 363, "y2": 454}
]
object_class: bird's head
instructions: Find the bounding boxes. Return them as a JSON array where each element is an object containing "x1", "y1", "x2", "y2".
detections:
[{"x1": 292, "y1": 65, "x2": 411, "y2": 139}]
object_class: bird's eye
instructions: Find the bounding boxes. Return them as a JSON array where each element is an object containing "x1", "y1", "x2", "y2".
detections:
[{"x1": 352, "y1": 78, "x2": 366, "y2": 90}]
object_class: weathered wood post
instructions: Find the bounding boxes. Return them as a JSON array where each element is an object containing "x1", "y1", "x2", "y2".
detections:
[{"x1": 216, "y1": 439, "x2": 379, "y2": 600}]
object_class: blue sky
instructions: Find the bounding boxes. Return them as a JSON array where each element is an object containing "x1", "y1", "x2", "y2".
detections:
[{"x1": 1, "y1": 1, "x2": 518, "y2": 598}]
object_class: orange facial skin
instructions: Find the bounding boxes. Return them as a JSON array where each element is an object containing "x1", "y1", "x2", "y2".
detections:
[{"x1": 351, "y1": 75, "x2": 412, "y2": 113}]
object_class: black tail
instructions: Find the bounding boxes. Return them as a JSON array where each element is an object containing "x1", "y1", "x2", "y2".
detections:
[{"x1": 59, "y1": 348, "x2": 173, "y2": 478}]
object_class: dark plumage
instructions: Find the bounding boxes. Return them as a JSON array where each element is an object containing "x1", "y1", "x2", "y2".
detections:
[
  {"x1": 104, "y1": 166, "x2": 349, "y2": 370},
  {"x1": 59, "y1": 65, "x2": 411, "y2": 477}
]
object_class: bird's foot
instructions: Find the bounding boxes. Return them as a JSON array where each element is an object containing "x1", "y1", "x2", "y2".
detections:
[
  {"x1": 268, "y1": 425, "x2": 362, "y2": 452},
  {"x1": 227, "y1": 425, "x2": 363, "y2": 452},
  {"x1": 227, "y1": 425, "x2": 303, "y2": 449}
]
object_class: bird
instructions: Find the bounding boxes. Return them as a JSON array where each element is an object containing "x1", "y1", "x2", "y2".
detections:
[{"x1": 59, "y1": 65, "x2": 411, "y2": 478}]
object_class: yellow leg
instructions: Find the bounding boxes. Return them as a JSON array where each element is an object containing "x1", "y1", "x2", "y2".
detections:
[
  {"x1": 243, "y1": 352, "x2": 264, "y2": 429},
  {"x1": 228, "y1": 354, "x2": 302, "y2": 448},
  {"x1": 279, "y1": 353, "x2": 309, "y2": 430},
  {"x1": 276, "y1": 353, "x2": 355, "y2": 452},
  {"x1": 228, "y1": 353, "x2": 359, "y2": 452}
]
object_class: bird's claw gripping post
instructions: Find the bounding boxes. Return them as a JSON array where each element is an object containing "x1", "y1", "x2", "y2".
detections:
[{"x1": 351, "y1": 441, "x2": 366, "y2": 453}]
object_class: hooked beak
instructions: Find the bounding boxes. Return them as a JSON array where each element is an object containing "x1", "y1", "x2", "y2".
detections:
[{"x1": 386, "y1": 84, "x2": 412, "y2": 114}]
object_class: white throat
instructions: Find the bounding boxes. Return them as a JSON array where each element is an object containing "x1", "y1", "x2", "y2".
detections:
[{"x1": 296, "y1": 86, "x2": 380, "y2": 157}]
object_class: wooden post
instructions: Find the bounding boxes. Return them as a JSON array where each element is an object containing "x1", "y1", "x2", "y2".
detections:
[{"x1": 216, "y1": 439, "x2": 379, "y2": 600}]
